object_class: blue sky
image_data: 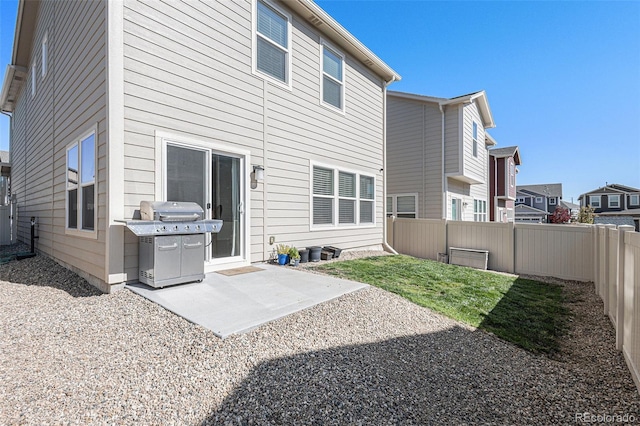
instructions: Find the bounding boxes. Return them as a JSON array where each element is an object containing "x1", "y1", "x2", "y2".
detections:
[{"x1": 1, "y1": 0, "x2": 639, "y2": 203}]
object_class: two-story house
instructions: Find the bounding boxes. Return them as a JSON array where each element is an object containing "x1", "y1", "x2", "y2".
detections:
[
  {"x1": 489, "y1": 145, "x2": 521, "y2": 222},
  {"x1": 0, "y1": 0, "x2": 400, "y2": 292},
  {"x1": 514, "y1": 183, "x2": 563, "y2": 223},
  {"x1": 386, "y1": 90, "x2": 496, "y2": 222},
  {"x1": 579, "y1": 184, "x2": 640, "y2": 231}
]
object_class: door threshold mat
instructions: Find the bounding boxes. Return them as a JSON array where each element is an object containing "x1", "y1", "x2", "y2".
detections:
[{"x1": 216, "y1": 266, "x2": 264, "y2": 276}]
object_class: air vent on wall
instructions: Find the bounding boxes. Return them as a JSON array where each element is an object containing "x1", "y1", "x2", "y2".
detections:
[{"x1": 308, "y1": 14, "x2": 323, "y2": 26}]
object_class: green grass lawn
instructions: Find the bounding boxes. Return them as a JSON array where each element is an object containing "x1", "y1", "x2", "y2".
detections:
[{"x1": 313, "y1": 255, "x2": 570, "y2": 355}]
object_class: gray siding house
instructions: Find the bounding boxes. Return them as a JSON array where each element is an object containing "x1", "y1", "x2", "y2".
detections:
[
  {"x1": 0, "y1": 0, "x2": 400, "y2": 292},
  {"x1": 386, "y1": 91, "x2": 496, "y2": 221},
  {"x1": 579, "y1": 184, "x2": 640, "y2": 231},
  {"x1": 515, "y1": 183, "x2": 563, "y2": 223}
]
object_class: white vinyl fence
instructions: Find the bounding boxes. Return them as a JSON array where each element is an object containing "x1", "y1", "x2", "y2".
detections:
[{"x1": 387, "y1": 218, "x2": 640, "y2": 392}]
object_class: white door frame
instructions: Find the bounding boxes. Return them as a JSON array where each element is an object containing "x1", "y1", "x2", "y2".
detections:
[{"x1": 155, "y1": 131, "x2": 251, "y2": 271}]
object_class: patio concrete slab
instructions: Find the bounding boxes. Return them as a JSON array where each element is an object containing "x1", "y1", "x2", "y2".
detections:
[{"x1": 126, "y1": 263, "x2": 368, "y2": 338}]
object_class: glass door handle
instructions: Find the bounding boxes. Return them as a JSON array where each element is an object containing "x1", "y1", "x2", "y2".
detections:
[{"x1": 238, "y1": 202, "x2": 244, "y2": 214}]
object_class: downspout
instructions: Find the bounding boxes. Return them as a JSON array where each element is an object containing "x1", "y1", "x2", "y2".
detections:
[
  {"x1": 382, "y1": 76, "x2": 398, "y2": 254},
  {"x1": 493, "y1": 155, "x2": 498, "y2": 221},
  {"x1": 439, "y1": 104, "x2": 446, "y2": 219}
]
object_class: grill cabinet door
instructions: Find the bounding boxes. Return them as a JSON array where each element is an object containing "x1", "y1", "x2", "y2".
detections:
[
  {"x1": 154, "y1": 236, "x2": 182, "y2": 281},
  {"x1": 181, "y1": 234, "x2": 205, "y2": 279}
]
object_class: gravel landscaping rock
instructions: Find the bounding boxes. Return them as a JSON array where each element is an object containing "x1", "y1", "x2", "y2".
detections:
[{"x1": 1, "y1": 244, "x2": 639, "y2": 424}]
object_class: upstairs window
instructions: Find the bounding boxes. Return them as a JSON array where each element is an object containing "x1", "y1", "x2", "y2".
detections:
[
  {"x1": 321, "y1": 42, "x2": 344, "y2": 111},
  {"x1": 589, "y1": 195, "x2": 601, "y2": 208},
  {"x1": 630, "y1": 194, "x2": 640, "y2": 206},
  {"x1": 608, "y1": 194, "x2": 620, "y2": 208},
  {"x1": 67, "y1": 128, "x2": 96, "y2": 233},
  {"x1": 509, "y1": 162, "x2": 515, "y2": 187},
  {"x1": 31, "y1": 62, "x2": 36, "y2": 98},
  {"x1": 472, "y1": 122, "x2": 478, "y2": 157},
  {"x1": 549, "y1": 197, "x2": 557, "y2": 205},
  {"x1": 42, "y1": 33, "x2": 48, "y2": 78},
  {"x1": 255, "y1": 0, "x2": 291, "y2": 86},
  {"x1": 535, "y1": 197, "x2": 543, "y2": 204}
]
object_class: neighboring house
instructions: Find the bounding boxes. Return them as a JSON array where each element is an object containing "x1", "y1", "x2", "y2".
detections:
[
  {"x1": 386, "y1": 90, "x2": 496, "y2": 222},
  {"x1": 489, "y1": 145, "x2": 521, "y2": 222},
  {"x1": 515, "y1": 183, "x2": 563, "y2": 223},
  {"x1": 0, "y1": 0, "x2": 400, "y2": 292},
  {"x1": 579, "y1": 184, "x2": 640, "y2": 231},
  {"x1": 559, "y1": 199, "x2": 580, "y2": 221}
]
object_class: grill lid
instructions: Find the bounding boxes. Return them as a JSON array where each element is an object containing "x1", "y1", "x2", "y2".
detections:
[{"x1": 140, "y1": 201, "x2": 204, "y2": 221}]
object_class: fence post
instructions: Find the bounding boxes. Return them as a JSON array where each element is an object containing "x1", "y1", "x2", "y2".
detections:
[
  {"x1": 617, "y1": 225, "x2": 634, "y2": 351},
  {"x1": 594, "y1": 225, "x2": 600, "y2": 294},
  {"x1": 623, "y1": 232, "x2": 636, "y2": 368}
]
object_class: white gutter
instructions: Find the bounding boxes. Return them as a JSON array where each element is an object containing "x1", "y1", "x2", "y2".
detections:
[
  {"x1": 382, "y1": 75, "x2": 398, "y2": 255},
  {"x1": 290, "y1": 0, "x2": 401, "y2": 82}
]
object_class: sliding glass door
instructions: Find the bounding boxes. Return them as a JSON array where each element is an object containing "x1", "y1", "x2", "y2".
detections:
[{"x1": 165, "y1": 143, "x2": 245, "y2": 263}]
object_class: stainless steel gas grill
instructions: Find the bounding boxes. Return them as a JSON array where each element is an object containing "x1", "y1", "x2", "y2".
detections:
[{"x1": 124, "y1": 201, "x2": 223, "y2": 288}]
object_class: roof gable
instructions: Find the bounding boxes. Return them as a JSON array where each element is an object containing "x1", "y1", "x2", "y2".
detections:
[
  {"x1": 579, "y1": 183, "x2": 640, "y2": 198},
  {"x1": 489, "y1": 146, "x2": 521, "y2": 165},
  {"x1": 387, "y1": 90, "x2": 495, "y2": 129}
]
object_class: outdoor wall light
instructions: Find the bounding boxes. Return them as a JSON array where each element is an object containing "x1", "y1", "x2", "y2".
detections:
[{"x1": 253, "y1": 165, "x2": 265, "y2": 182}]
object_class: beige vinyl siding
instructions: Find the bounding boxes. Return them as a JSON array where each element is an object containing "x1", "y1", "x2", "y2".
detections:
[
  {"x1": 386, "y1": 96, "x2": 443, "y2": 219},
  {"x1": 122, "y1": 0, "x2": 385, "y2": 272},
  {"x1": 462, "y1": 102, "x2": 486, "y2": 183},
  {"x1": 444, "y1": 104, "x2": 460, "y2": 175},
  {"x1": 9, "y1": 0, "x2": 108, "y2": 288},
  {"x1": 264, "y1": 11, "x2": 384, "y2": 251},
  {"x1": 447, "y1": 178, "x2": 470, "y2": 220},
  {"x1": 386, "y1": 98, "x2": 425, "y2": 216}
]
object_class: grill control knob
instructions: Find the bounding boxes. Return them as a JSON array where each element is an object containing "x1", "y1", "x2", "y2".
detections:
[
  {"x1": 173, "y1": 225, "x2": 178, "y2": 231},
  {"x1": 185, "y1": 225, "x2": 190, "y2": 231}
]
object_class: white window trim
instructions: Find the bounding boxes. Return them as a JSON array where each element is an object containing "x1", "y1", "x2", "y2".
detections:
[
  {"x1": 535, "y1": 196, "x2": 543, "y2": 204},
  {"x1": 516, "y1": 197, "x2": 525, "y2": 203},
  {"x1": 589, "y1": 195, "x2": 601, "y2": 208},
  {"x1": 549, "y1": 197, "x2": 556, "y2": 205},
  {"x1": 472, "y1": 121, "x2": 478, "y2": 158},
  {"x1": 31, "y1": 62, "x2": 36, "y2": 98},
  {"x1": 310, "y1": 161, "x2": 376, "y2": 231},
  {"x1": 65, "y1": 124, "x2": 98, "y2": 239},
  {"x1": 451, "y1": 198, "x2": 462, "y2": 221},
  {"x1": 630, "y1": 194, "x2": 640, "y2": 206},
  {"x1": 473, "y1": 199, "x2": 487, "y2": 222},
  {"x1": 509, "y1": 161, "x2": 515, "y2": 188},
  {"x1": 387, "y1": 193, "x2": 418, "y2": 218},
  {"x1": 319, "y1": 39, "x2": 346, "y2": 114},
  {"x1": 252, "y1": 0, "x2": 292, "y2": 90},
  {"x1": 42, "y1": 32, "x2": 48, "y2": 78},
  {"x1": 608, "y1": 194, "x2": 621, "y2": 208}
]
